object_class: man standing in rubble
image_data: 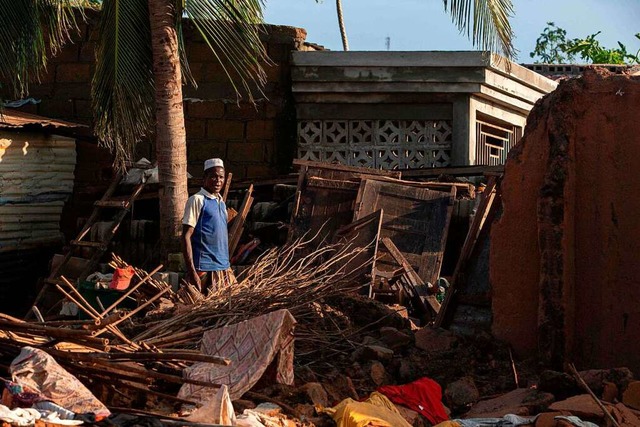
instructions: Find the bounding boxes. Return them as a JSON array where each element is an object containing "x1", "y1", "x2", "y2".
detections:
[{"x1": 181, "y1": 158, "x2": 236, "y2": 293}]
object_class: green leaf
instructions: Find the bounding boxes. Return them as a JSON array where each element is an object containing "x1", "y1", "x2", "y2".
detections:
[
  {"x1": 443, "y1": 0, "x2": 515, "y2": 59},
  {"x1": 181, "y1": 0, "x2": 268, "y2": 101},
  {"x1": 91, "y1": 0, "x2": 155, "y2": 169},
  {"x1": 0, "y1": 0, "x2": 81, "y2": 98}
]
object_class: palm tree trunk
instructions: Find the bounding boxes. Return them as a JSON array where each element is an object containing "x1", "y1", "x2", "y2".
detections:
[
  {"x1": 336, "y1": 0, "x2": 349, "y2": 51},
  {"x1": 148, "y1": 0, "x2": 188, "y2": 256}
]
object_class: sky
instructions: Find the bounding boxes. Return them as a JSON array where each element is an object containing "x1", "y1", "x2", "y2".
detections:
[{"x1": 263, "y1": 0, "x2": 640, "y2": 63}]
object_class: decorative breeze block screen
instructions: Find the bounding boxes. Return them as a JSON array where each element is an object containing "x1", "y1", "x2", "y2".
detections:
[{"x1": 298, "y1": 119, "x2": 453, "y2": 169}]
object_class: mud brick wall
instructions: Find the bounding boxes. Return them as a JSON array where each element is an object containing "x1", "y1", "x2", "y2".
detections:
[
  {"x1": 13, "y1": 12, "x2": 308, "y2": 180},
  {"x1": 491, "y1": 69, "x2": 640, "y2": 372}
]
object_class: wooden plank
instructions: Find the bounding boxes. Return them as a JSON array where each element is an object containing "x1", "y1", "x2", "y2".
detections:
[
  {"x1": 222, "y1": 172, "x2": 232, "y2": 202},
  {"x1": 307, "y1": 176, "x2": 360, "y2": 191},
  {"x1": 333, "y1": 209, "x2": 384, "y2": 294},
  {"x1": 288, "y1": 161, "x2": 401, "y2": 244},
  {"x1": 382, "y1": 237, "x2": 440, "y2": 316},
  {"x1": 293, "y1": 159, "x2": 401, "y2": 179},
  {"x1": 434, "y1": 177, "x2": 499, "y2": 328},
  {"x1": 228, "y1": 185, "x2": 253, "y2": 258},
  {"x1": 354, "y1": 180, "x2": 456, "y2": 286},
  {"x1": 401, "y1": 165, "x2": 504, "y2": 178}
]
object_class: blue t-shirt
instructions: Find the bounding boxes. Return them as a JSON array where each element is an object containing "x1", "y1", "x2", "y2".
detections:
[{"x1": 189, "y1": 194, "x2": 230, "y2": 271}]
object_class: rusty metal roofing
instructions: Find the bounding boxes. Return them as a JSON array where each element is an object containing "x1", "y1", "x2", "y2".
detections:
[
  {"x1": 0, "y1": 135, "x2": 76, "y2": 252},
  {"x1": 0, "y1": 109, "x2": 85, "y2": 131}
]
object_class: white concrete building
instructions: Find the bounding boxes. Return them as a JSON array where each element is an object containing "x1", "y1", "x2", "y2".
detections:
[{"x1": 292, "y1": 51, "x2": 557, "y2": 168}]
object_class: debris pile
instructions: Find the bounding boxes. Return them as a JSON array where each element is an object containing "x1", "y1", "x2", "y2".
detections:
[{"x1": 2, "y1": 65, "x2": 640, "y2": 427}]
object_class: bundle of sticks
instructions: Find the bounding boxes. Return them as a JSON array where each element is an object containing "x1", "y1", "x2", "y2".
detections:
[{"x1": 0, "y1": 234, "x2": 377, "y2": 409}]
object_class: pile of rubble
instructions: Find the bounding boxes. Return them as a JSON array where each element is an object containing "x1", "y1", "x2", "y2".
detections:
[{"x1": 2, "y1": 64, "x2": 640, "y2": 426}]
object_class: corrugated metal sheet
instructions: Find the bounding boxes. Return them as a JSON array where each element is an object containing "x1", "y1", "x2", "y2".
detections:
[
  {"x1": 0, "y1": 109, "x2": 84, "y2": 130},
  {"x1": 0, "y1": 134, "x2": 76, "y2": 252}
]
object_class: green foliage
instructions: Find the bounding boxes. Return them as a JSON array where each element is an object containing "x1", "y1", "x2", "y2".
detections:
[
  {"x1": 443, "y1": 0, "x2": 515, "y2": 59},
  {"x1": 0, "y1": 0, "x2": 82, "y2": 98},
  {"x1": 530, "y1": 22, "x2": 640, "y2": 64},
  {"x1": 529, "y1": 22, "x2": 574, "y2": 64},
  {"x1": 91, "y1": 0, "x2": 154, "y2": 168},
  {"x1": 566, "y1": 32, "x2": 640, "y2": 64},
  {"x1": 90, "y1": 0, "x2": 268, "y2": 168}
]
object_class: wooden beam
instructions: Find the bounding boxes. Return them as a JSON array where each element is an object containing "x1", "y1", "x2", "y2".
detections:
[
  {"x1": 400, "y1": 165, "x2": 504, "y2": 178},
  {"x1": 434, "y1": 176, "x2": 499, "y2": 328},
  {"x1": 381, "y1": 237, "x2": 440, "y2": 316}
]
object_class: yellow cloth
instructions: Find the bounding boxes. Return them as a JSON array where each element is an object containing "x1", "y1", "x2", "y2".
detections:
[
  {"x1": 322, "y1": 392, "x2": 412, "y2": 427},
  {"x1": 434, "y1": 422, "x2": 462, "y2": 427}
]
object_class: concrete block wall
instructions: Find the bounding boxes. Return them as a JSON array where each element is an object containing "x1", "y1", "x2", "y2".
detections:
[{"x1": 11, "y1": 12, "x2": 308, "y2": 180}]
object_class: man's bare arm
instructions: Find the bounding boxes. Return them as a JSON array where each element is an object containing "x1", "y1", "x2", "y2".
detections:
[{"x1": 181, "y1": 225, "x2": 201, "y2": 289}]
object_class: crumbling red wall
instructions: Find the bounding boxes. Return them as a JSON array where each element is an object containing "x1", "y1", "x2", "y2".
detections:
[
  {"x1": 11, "y1": 12, "x2": 308, "y2": 179},
  {"x1": 491, "y1": 69, "x2": 640, "y2": 372}
]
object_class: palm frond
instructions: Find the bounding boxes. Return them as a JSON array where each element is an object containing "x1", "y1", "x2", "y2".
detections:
[
  {"x1": 181, "y1": 0, "x2": 268, "y2": 101},
  {"x1": 91, "y1": 0, "x2": 155, "y2": 169},
  {"x1": 0, "y1": 0, "x2": 80, "y2": 98},
  {"x1": 443, "y1": 0, "x2": 515, "y2": 59}
]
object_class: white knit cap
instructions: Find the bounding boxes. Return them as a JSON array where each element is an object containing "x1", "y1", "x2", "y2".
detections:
[{"x1": 204, "y1": 158, "x2": 224, "y2": 171}]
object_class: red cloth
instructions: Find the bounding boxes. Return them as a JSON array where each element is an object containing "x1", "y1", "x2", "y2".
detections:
[{"x1": 378, "y1": 377, "x2": 449, "y2": 425}]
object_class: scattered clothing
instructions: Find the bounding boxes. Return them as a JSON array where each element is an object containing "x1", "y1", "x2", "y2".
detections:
[
  {"x1": 3, "y1": 98, "x2": 41, "y2": 108},
  {"x1": 179, "y1": 309, "x2": 296, "y2": 401},
  {"x1": 378, "y1": 376, "x2": 449, "y2": 424},
  {"x1": 452, "y1": 414, "x2": 537, "y2": 426},
  {"x1": 0, "y1": 404, "x2": 82, "y2": 426},
  {"x1": 183, "y1": 385, "x2": 235, "y2": 426},
  {"x1": 322, "y1": 391, "x2": 412, "y2": 427},
  {"x1": 10, "y1": 347, "x2": 110, "y2": 417}
]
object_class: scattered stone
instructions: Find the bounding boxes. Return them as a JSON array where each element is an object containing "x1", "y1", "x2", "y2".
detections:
[
  {"x1": 253, "y1": 402, "x2": 283, "y2": 418},
  {"x1": 295, "y1": 366, "x2": 318, "y2": 384},
  {"x1": 602, "y1": 381, "x2": 619, "y2": 403},
  {"x1": 252, "y1": 201, "x2": 280, "y2": 221},
  {"x1": 445, "y1": 377, "x2": 479, "y2": 410},
  {"x1": 465, "y1": 388, "x2": 554, "y2": 418},
  {"x1": 414, "y1": 327, "x2": 457, "y2": 353},
  {"x1": 549, "y1": 394, "x2": 605, "y2": 419},
  {"x1": 352, "y1": 344, "x2": 394, "y2": 362},
  {"x1": 294, "y1": 403, "x2": 316, "y2": 418},
  {"x1": 398, "y1": 359, "x2": 414, "y2": 382},
  {"x1": 579, "y1": 368, "x2": 634, "y2": 394},
  {"x1": 361, "y1": 335, "x2": 382, "y2": 346},
  {"x1": 535, "y1": 411, "x2": 571, "y2": 427},
  {"x1": 539, "y1": 370, "x2": 578, "y2": 400},
  {"x1": 300, "y1": 382, "x2": 329, "y2": 407},
  {"x1": 323, "y1": 375, "x2": 359, "y2": 403},
  {"x1": 379, "y1": 326, "x2": 412, "y2": 350},
  {"x1": 611, "y1": 402, "x2": 640, "y2": 427},
  {"x1": 622, "y1": 380, "x2": 640, "y2": 410},
  {"x1": 370, "y1": 361, "x2": 392, "y2": 386}
]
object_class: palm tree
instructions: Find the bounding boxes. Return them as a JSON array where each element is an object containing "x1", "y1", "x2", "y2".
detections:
[
  {"x1": 336, "y1": 0, "x2": 349, "y2": 51},
  {"x1": 92, "y1": 0, "x2": 267, "y2": 253},
  {"x1": 334, "y1": 0, "x2": 515, "y2": 57},
  {"x1": 0, "y1": 1, "x2": 266, "y2": 255}
]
